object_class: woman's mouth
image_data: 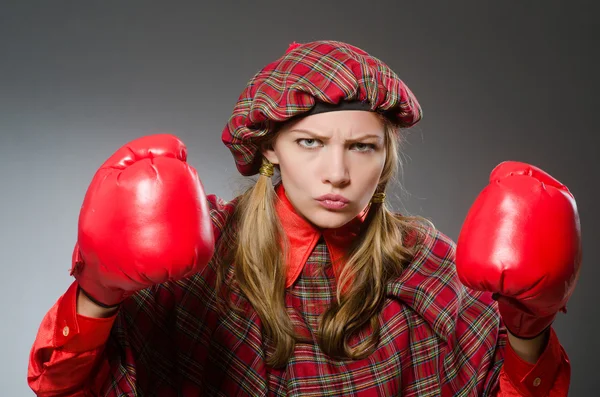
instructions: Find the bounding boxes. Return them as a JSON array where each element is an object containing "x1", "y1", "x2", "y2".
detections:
[{"x1": 315, "y1": 194, "x2": 350, "y2": 210}]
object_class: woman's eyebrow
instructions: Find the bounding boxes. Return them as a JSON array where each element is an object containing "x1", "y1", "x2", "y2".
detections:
[
  {"x1": 290, "y1": 129, "x2": 382, "y2": 142},
  {"x1": 289, "y1": 128, "x2": 329, "y2": 140}
]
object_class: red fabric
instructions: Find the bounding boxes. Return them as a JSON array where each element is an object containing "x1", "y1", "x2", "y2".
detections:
[
  {"x1": 494, "y1": 329, "x2": 570, "y2": 396},
  {"x1": 275, "y1": 183, "x2": 367, "y2": 289},
  {"x1": 28, "y1": 190, "x2": 570, "y2": 396},
  {"x1": 28, "y1": 281, "x2": 116, "y2": 396}
]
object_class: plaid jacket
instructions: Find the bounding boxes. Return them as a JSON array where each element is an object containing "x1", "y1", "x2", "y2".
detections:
[{"x1": 28, "y1": 192, "x2": 569, "y2": 396}]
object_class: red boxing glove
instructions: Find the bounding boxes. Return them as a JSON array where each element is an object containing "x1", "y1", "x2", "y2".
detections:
[
  {"x1": 70, "y1": 134, "x2": 215, "y2": 307},
  {"x1": 456, "y1": 161, "x2": 582, "y2": 338}
]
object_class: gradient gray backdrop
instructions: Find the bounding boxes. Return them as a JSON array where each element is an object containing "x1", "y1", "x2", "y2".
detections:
[{"x1": 1, "y1": 1, "x2": 598, "y2": 395}]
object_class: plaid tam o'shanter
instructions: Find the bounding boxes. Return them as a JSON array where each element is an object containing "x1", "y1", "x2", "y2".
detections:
[{"x1": 221, "y1": 40, "x2": 423, "y2": 176}]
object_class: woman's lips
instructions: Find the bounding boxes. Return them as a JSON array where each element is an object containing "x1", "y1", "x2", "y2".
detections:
[{"x1": 315, "y1": 194, "x2": 350, "y2": 210}]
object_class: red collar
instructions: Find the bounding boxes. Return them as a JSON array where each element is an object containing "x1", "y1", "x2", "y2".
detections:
[{"x1": 274, "y1": 184, "x2": 367, "y2": 288}]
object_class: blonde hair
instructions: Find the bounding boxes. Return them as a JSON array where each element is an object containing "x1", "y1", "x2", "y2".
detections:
[{"x1": 215, "y1": 116, "x2": 432, "y2": 367}]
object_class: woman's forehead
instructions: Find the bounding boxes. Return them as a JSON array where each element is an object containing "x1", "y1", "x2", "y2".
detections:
[{"x1": 284, "y1": 110, "x2": 385, "y2": 135}]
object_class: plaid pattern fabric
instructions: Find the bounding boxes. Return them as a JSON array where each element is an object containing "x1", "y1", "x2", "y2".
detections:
[
  {"x1": 221, "y1": 40, "x2": 423, "y2": 176},
  {"x1": 98, "y1": 195, "x2": 505, "y2": 396}
]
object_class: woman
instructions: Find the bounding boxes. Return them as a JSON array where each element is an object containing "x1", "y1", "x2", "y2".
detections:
[{"x1": 28, "y1": 40, "x2": 578, "y2": 396}]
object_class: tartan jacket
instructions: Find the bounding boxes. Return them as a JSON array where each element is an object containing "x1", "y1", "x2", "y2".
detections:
[{"x1": 28, "y1": 186, "x2": 570, "y2": 396}]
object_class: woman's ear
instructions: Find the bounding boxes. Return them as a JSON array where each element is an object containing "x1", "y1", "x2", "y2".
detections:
[{"x1": 260, "y1": 142, "x2": 280, "y2": 165}]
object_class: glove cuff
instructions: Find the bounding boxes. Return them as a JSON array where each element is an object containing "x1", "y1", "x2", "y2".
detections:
[
  {"x1": 70, "y1": 243, "x2": 127, "y2": 308},
  {"x1": 78, "y1": 285, "x2": 122, "y2": 309},
  {"x1": 497, "y1": 299, "x2": 557, "y2": 339}
]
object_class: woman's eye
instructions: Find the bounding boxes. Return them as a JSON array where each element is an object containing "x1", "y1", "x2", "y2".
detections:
[
  {"x1": 295, "y1": 139, "x2": 375, "y2": 151},
  {"x1": 297, "y1": 139, "x2": 322, "y2": 148},
  {"x1": 352, "y1": 143, "x2": 376, "y2": 152}
]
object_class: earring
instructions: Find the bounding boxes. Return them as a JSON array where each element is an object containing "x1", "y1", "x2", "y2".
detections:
[
  {"x1": 371, "y1": 192, "x2": 386, "y2": 204},
  {"x1": 259, "y1": 158, "x2": 274, "y2": 177}
]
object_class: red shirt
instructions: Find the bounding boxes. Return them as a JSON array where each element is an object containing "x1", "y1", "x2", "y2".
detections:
[{"x1": 28, "y1": 186, "x2": 570, "y2": 396}]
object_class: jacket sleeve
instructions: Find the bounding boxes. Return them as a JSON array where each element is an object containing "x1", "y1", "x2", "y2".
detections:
[
  {"x1": 493, "y1": 327, "x2": 570, "y2": 397},
  {"x1": 28, "y1": 280, "x2": 117, "y2": 396}
]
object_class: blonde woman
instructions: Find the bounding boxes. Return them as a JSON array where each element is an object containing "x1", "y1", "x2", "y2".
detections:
[{"x1": 28, "y1": 41, "x2": 579, "y2": 396}]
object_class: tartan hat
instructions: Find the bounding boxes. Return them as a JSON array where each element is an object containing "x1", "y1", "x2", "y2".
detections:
[{"x1": 221, "y1": 40, "x2": 423, "y2": 176}]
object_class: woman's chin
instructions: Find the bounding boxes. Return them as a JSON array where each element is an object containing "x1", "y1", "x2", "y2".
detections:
[{"x1": 307, "y1": 209, "x2": 354, "y2": 230}]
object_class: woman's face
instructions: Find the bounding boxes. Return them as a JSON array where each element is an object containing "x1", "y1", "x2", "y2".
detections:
[{"x1": 262, "y1": 110, "x2": 387, "y2": 229}]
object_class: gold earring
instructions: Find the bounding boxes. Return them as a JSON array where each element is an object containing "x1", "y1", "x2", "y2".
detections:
[
  {"x1": 259, "y1": 158, "x2": 274, "y2": 177},
  {"x1": 371, "y1": 192, "x2": 386, "y2": 204}
]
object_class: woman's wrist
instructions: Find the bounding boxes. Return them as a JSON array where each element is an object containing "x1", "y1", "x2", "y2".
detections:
[
  {"x1": 77, "y1": 288, "x2": 120, "y2": 318},
  {"x1": 506, "y1": 328, "x2": 550, "y2": 364}
]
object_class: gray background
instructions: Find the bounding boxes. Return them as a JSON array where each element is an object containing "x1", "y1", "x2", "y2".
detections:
[{"x1": 1, "y1": 1, "x2": 598, "y2": 395}]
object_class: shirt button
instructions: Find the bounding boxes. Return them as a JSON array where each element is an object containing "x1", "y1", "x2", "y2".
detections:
[
  {"x1": 533, "y1": 377, "x2": 542, "y2": 387},
  {"x1": 62, "y1": 326, "x2": 70, "y2": 337}
]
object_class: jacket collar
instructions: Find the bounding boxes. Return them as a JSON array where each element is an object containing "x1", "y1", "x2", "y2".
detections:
[
  {"x1": 274, "y1": 184, "x2": 366, "y2": 288},
  {"x1": 273, "y1": 184, "x2": 463, "y2": 342}
]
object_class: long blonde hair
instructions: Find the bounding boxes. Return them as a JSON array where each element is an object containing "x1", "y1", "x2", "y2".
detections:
[{"x1": 215, "y1": 116, "x2": 432, "y2": 367}]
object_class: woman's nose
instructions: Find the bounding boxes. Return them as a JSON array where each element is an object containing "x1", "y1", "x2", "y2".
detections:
[{"x1": 321, "y1": 149, "x2": 350, "y2": 187}]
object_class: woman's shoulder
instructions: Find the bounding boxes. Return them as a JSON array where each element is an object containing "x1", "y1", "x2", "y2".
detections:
[
  {"x1": 387, "y1": 217, "x2": 463, "y2": 337},
  {"x1": 390, "y1": 216, "x2": 499, "y2": 339},
  {"x1": 205, "y1": 193, "x2": 241, "y2": 241},
  {"x1": 387, "y1": 214, "x2": 460, "y2": 299},
  {"x1": 398, "y1": 215, "x2": 457, "y2": 262}
]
